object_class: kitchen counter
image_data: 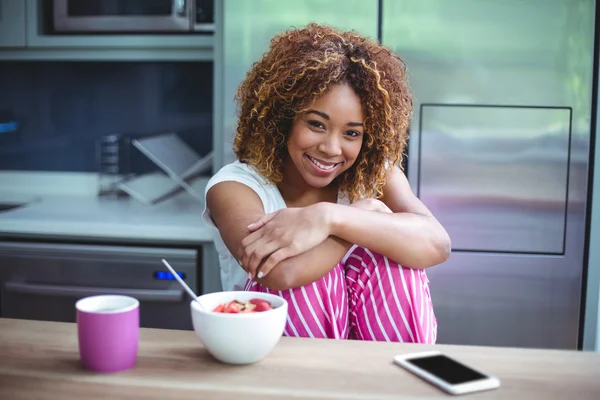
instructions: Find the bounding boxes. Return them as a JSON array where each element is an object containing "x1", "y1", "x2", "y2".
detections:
[
  {"x1": 0, "y1": 192, "x2": 212, "y2": 245},
  {"x1": 0, "y1": 171, "x2": 213, "y2": 245},
  {"x1": 1, "y1": 318, "x2": 599, "y2": 399}
]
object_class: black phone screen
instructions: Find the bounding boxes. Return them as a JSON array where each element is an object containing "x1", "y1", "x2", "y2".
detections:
[{"x1": 406, "y1": 355, "x2": 488, "y2": 385}]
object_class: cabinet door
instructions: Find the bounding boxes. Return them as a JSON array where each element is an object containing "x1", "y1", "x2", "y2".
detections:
[
  {"x1": 0, "y1": 0, "x2": 26, "y2": 47},
  {"x1": 215, "y1": 0, "x2": 379, "y2": 169}
]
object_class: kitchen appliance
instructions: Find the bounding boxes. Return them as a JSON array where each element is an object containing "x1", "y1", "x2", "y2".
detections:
[
  {"x1": 52, "y1": 0, "x2": 214, "y2": 33},
  {"x1": 214, "y1": 0, "x2": 597, "y2": 349},
  {"x1": 0, "y1": 242, "x2": 199, "y2": 330},
  {"x1": 381, "y1": 0, "x2": 595, "y2": 351},
  {"x1": 0, "y1": 110, "x2": 18, "y2": 134}
]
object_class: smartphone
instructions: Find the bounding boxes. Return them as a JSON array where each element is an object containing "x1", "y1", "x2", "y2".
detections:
[{"x1": 393, "y1": 351, "x2": 500, "y2": 395}]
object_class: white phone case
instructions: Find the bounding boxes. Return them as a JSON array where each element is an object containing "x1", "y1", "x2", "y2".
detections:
[{"x1": 393, "y1": 351, "x2": 500, "y2": 395}]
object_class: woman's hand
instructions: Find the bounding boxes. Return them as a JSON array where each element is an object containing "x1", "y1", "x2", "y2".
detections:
[
  {"x1": 350, "y1": 198, "x2": 393, "y2": 213},
  {"x1": 239, "y1": 203, "x2": 333, "y2": 279}
]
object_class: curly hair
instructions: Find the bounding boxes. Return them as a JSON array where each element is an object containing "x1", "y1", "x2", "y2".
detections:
[{"x1": 233, "y1": 23, "x2": 412, "y2": 201}]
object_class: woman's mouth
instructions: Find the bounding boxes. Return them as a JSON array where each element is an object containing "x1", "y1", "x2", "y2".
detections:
[{"x1": 305, "y1": 154, "x2": 340, "y2": 175}]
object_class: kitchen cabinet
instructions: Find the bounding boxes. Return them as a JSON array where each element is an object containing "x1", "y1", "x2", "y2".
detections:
[{"x1": 0, "y1": 0, "x2": 26, "y2": 48}]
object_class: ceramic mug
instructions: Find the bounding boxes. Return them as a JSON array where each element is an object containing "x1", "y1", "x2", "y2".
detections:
[{"x1": 76, "y1": 294, "x2": 139, "y2": 373}]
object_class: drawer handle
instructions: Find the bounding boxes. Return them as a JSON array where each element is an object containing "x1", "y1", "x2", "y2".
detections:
[{"x1": 4, "y1": 282, "x2": 186, "y2": 303}]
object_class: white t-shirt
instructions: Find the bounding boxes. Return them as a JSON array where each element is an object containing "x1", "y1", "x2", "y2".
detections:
[{"x1": 202, "y1": 160, "x2": 350, "y2": 292}]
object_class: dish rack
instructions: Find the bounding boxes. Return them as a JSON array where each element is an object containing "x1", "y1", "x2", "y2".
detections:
[{"x1": 118, "y1": 132, "x2": 213, "y2": 205}]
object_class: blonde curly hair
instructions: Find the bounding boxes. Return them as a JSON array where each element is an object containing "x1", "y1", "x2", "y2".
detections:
[{"x1": 233, "y1": 23, "x2": 412, "y2": 201}]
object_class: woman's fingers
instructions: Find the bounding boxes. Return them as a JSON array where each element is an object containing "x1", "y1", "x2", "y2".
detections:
[
  {"x1": 238, "y1": 228, "x2": 264, "y2": 263},
  {"x1": 242, "y1": 239, "x2": 281, "y2": 278},
  {"x1": 238, "y1": 213, "x2": 277, "y2": 268},
  {"x1": 258, "y1": 247, "x2": 293, "y2": 279},
  {"x1": 238, "y1": 209, "x2": 302, "y2": 280},
  {"x1": 247, "y1": 211, "x2": 279, "y2": 232}
]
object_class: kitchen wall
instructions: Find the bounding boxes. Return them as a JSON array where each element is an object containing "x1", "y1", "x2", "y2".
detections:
[{"x1": 0, "y1": 61, "x2": 213, "y2": 174}]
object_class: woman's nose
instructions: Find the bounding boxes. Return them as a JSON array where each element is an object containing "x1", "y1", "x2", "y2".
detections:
[{"x1": 317, "y1": 133, "x2": 342, "y2": 157}]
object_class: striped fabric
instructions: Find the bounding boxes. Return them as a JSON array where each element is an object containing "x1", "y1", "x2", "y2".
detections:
[{"x1": 244, "y1": 245, "x2": 438, "y2": 343}]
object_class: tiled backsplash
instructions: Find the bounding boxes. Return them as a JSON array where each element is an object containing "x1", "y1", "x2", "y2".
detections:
[{"x1": 0, "y1": 61, "x2": 213, "y2": 174}]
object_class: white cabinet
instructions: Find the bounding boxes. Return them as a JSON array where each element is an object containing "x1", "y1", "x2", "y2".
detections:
[{"x1": 0, "y1": 0, "x2": 26, "y2": 47}]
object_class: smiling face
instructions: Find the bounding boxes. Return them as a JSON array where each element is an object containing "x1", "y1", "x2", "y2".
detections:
[{"x1": 284, "y1": 83, "x2": 365, "y2": 189}]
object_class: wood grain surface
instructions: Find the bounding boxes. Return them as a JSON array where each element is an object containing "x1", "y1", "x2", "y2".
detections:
[{"x1": 0, "y1": 318, "x2": 598, "y2": 399}]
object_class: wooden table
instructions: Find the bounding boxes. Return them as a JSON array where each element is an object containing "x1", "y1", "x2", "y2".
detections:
[{"x1": 0, "y1": 318, "x2": 598, "y2": 399}]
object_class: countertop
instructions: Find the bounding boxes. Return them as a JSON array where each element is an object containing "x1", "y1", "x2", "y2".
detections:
[
  {"x1": 0, "y1": 171, "x2": 213, "y2": 245},
  {"x1": 1, "y1": 318, "x2": 599, "y2": 399}
]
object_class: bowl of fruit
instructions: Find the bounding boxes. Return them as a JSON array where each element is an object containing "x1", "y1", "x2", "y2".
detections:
[{"x1": 190, "y1": 291, "x2": 288, "y2": 365}]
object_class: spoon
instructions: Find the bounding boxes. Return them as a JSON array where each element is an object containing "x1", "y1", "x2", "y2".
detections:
[{"x1": 161, "y1": 259, "x2": 206, "y2": 311}]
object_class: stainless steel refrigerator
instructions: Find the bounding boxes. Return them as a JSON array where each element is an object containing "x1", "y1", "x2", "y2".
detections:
[{"x1": 213, "y1": 0, "x2": 597, "y2": 350}]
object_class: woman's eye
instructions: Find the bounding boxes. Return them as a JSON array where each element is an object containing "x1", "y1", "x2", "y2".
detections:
[
  {"x1": 345, "y1": 130, "x2": 361, "y2": 137},
  {"x1": 308, "y1": 120, "x2": 325, "y2": 130}
]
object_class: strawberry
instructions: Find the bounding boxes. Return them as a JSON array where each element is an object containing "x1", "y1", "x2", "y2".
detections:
[
  {"x1": 249, "y1": 298, "x2": 274, "y2": 311},
  {"x1": 224, "y1": 301, "x2": 240, "y2": 313},
  {"x1": 212, "y1": 304, "x2": 225, "y2": 312},
  {"x1": 249, "y1": 298, "x2": 270, "y2": 307}
]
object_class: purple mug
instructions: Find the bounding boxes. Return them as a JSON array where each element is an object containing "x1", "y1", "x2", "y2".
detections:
[{"x1": 76, "y1": 295, "x2": 139, "y2": 373}]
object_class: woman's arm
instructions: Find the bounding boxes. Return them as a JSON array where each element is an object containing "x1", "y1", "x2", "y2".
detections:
[
  {"x1": 251, "y1": 199, "x2": 394, "y2": 289},
  {"x1": 328, "y1": 166, "x2": 451, "y2": 269},
  {"x1": 206, "y1": 181, "x2": 352, "y2": 291},
  {"x1": 243, "y1": 166, "x2": 450, "y2": 281}
]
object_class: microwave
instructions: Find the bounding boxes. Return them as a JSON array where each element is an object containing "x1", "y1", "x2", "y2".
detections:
[{"x1": 52, "y1": 0, "x2": 214, "y2": 33}]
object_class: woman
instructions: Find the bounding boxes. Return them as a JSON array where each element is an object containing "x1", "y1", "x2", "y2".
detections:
[{"x1": 202, "y1": 23, "x2": 450, "y2": 343}]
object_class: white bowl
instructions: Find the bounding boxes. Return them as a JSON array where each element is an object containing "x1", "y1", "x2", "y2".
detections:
[{"x1": 190, "y1": 291, "x2": 288, "y2": 365}]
